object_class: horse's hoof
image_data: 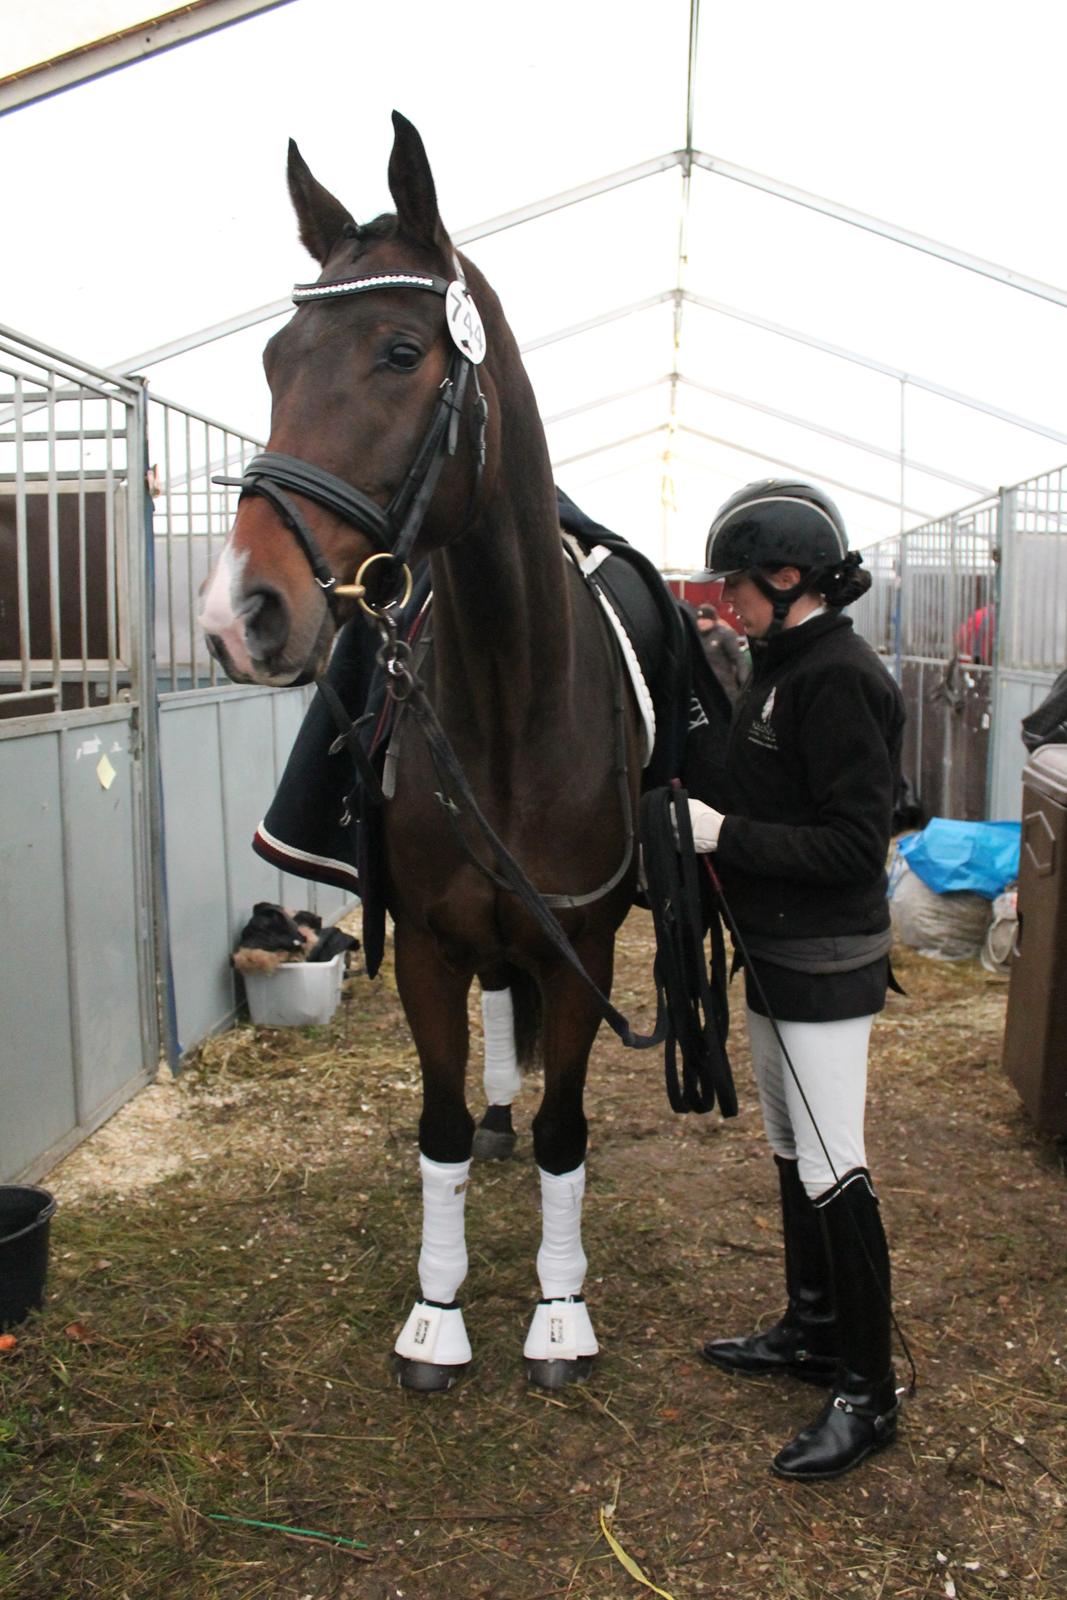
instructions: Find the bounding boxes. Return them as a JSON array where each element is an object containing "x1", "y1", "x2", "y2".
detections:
[
  {"x1": 525, "y1": 1355, "x2": 595, "y2": 1390},
  {"x1": 392, "y1": 1355, "x2": 468, "y2": 1392},
  {"x1": 471, "y1": 1126, "x2": 517, "y2": 1161}
]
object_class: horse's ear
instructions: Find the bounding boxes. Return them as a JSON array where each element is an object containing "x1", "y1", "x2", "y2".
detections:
[
  {"x1": 287, "y1": 139, "x2": 356, "y2": 265},
  {"x1": 387, "y1": 111, "x2": 450, "y2": 253}
]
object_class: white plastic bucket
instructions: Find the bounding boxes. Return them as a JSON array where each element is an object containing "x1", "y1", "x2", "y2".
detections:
[{"x1": 243, "y1": 952, "x2": 346, "y2": 1027}]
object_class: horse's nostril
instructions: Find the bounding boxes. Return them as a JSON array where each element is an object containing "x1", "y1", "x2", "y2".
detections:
[{"x1": 245, "y1": 588, "x2": 290, "y2": 656}]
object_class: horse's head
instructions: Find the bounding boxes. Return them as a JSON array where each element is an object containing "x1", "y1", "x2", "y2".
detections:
[{"x1": 200, "y1": 112, "x2": 496, "y2": 685}]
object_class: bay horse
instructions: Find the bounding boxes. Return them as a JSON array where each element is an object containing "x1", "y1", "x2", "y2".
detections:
[{"x1": 199, "y1": 113, "x2": 642, "y2": 1391}]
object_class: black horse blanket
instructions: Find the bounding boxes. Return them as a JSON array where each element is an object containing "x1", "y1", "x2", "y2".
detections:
[{"x1": 252, "y1": 489, "x2": 731, "y2": 973}]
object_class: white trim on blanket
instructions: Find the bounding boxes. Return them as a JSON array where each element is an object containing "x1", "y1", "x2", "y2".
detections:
[{"x1": 254, "y1": 821, "x2": 362, "y2": 893}]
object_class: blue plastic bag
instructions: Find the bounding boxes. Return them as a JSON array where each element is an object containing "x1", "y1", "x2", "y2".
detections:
[{"x1": 895, "y1": 818, "x2": 1020, "y2": 900}]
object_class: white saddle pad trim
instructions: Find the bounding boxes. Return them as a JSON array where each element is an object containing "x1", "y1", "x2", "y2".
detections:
[{"x1": 562, "y1": 535, "x2": 656, "y2": 768}]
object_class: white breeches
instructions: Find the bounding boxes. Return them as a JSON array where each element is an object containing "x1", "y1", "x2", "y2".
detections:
[
  {"x1": 481, "y1": 987, "x2": 522, "y2": 1105},
  {"x1": 746, "y1": 1008, "x2": 873, "y2": 1198}
]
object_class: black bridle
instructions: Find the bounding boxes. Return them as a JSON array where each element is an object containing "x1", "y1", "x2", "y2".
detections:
[{"x1": 214, "y1": 266, "x2": 488, "y2": 617}]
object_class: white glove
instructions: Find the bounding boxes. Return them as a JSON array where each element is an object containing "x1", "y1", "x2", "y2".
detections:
[{"x1": 673, "y1": 798, "x2": 725, "y2": 853}]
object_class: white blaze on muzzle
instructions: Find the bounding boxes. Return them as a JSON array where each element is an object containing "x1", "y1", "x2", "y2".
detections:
[{"x1": 199, "y1": 543, "x2": 254, "y2": 678}]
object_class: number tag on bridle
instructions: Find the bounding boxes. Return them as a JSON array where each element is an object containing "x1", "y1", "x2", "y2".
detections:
[{"x1": 445, "y1": 281, "x2": 486, "y2": 364}]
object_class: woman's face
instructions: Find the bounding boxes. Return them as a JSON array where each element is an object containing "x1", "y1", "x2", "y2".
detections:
[
  {"x1": 722, "y1": 567, "x2": 807, "y2": 637},
  {"x1": 721, "y1": 573, "x2": 774, "y2": 636}
]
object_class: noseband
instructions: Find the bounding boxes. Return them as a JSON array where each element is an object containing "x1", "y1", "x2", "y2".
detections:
[{"x1": 215, "y1": 267, "x2": 488, "y2": 618}]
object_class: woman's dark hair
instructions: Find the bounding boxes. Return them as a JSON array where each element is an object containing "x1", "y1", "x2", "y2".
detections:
[
  {"x1": 758, "y1": 549, "x2": 870, "y2": 610},
  {"x1": 818, "y1": 550, "x2": 871, "y2": 608}
]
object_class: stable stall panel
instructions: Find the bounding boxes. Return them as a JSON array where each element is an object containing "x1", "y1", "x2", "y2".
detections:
[
  {"x1": 60, "y1": 717, "x2": 153, "y2": 1118},
  {"x1": 159, "y1": 696, "x2": 235, "y2": 1053},
  {"x1": 215, "y1": 690, "x2": 289, "y2": 942},
  {"x1": 0, "y1": 732, "x2": 78, "y2": 1178},
  {"x1": 989, "y1": 671, "x2": 1061, "y2": 822},
  {"x1": 900, "y1": 659, "x2": 991, "y2": 823},
  {"x1": 0, "y1": 709, "x2": 153, "y2": 1181},
  {"x1": 951, "y1": 668, "x2": 993, "y2": 820},
  {"x1": 159, "y1": 684, "x2": 354, "y2": 1059}
]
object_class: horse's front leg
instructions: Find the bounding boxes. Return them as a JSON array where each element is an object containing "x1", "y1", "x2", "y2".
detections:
[
  {"x1": 525, "y1": 942, "x2": 612, "y2": 1390},
  {"x1": 391, "y1": 924, "x2": 475, "y2": 1392}
]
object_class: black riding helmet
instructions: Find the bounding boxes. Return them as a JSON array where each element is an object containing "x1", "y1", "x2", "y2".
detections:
[{"x1": 696, "y1": 479, "x2": 852, "y2": 636}]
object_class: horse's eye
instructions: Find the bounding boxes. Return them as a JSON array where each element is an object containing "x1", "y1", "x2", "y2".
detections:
[{"x1": 387, "y1": 342, "x2": 423, "y2": 372}]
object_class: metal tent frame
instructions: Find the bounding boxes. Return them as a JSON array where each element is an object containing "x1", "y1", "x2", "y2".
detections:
[{"x1": 5, "y1": 1, "x2": 1067, "y2": 562}]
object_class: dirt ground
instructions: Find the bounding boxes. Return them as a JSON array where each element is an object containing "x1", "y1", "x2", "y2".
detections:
[{"x1": 1, "y1": 912, "x2": 1065, "y2": 1600}]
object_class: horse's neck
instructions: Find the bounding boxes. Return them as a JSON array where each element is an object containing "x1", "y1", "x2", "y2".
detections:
[
  {"x1": 429, "y1": 499, "x2": 574, "y2": 733},
  {"x1": 427, "y1": 302, "x2": 579, "y2": 738}
]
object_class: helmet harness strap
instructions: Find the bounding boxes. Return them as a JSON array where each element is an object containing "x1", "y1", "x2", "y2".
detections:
[{"x1": 748, "y1": 567, "x2": 819, "y2": 641}]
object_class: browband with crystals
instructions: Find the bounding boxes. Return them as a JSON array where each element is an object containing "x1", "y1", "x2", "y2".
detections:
[{"x1": 292, "y1": 272, "x2": 450, "y2": 303}]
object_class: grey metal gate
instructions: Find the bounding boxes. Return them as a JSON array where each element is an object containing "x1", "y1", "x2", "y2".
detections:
[
  {"x1": 988, "y1": 465, "x2": 1067, "y2": 819},
  {"x1": 856, "y1": 471, "x2": 1062, "y2": 823},
  {"x1": 0, "y1": 330, "x2": 354, "y2": 1182},
  {"x1": 0, "y1": 327, "x2": 158, "y2": 1180}
]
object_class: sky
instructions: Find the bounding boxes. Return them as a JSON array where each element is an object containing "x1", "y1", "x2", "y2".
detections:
[{"x1": 3, "y1": 0, "x2": 1067, "y2": 568}]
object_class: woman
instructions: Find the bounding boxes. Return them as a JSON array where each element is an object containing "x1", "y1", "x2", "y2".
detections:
[{"x1": 686, "y1": 478, "x2": 906, "y2": 1481}]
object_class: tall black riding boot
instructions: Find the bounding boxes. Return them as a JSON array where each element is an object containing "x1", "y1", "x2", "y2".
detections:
[
  {"x1": 773, "y1": 1168, "x2": 899, "y2": 1480},
  {"x1": 702, "y1": 1155, "x2": 838, "y2": 1385}
]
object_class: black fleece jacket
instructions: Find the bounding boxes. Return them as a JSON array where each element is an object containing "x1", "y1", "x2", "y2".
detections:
[{"x1": 715, "y1": 611, "x2": 905, "y2": 940}]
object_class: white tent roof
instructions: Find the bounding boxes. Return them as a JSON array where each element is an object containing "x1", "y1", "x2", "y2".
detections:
[{"x1": 3, "y1": 0, "x2": 1066, "y2": 567}]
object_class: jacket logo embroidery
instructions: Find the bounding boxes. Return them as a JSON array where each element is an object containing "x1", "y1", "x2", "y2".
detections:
[{"x1": 747, "y1": 685, "x2": 779, "y2": 749}]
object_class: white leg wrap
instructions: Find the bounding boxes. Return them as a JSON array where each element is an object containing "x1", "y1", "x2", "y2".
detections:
[
  {"x1": 524, "y1": 1163, "x2": 597, "y2": 1362},
  {"x1": 394, "y1": 1155, "x2": 473, "y2": 1367},
  {"x1": 481, "y1": 987, "x2": 522, "y2": 1105},
  {"x1": 416, "y1": 1154, "x2": 470, "y2": 1304},
  {"x1": 535, "y1": 1164, "x2": 588, "y2": 1297}
]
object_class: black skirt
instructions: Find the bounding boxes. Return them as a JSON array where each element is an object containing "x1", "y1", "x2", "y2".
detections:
[{"x1": 742, "y1": 956, "x2": 889, "y2": 1024}]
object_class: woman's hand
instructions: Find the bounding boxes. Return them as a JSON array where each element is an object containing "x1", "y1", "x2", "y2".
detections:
[{"x1": 673, "y1": 798, "x2": 725, "y2": 853}]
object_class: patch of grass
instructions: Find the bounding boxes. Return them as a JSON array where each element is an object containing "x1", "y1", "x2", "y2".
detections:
[{"x1": 2, "y1": 918, "x2": 1065, "y2": 1598}]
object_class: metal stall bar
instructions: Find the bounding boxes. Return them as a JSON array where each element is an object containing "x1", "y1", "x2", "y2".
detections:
[
  {"x1": 76, "y1": 392, "x2": 89, "y2": 708},
  {"x1": 45, "y1": 372, "x2": 62, "y2": 703}
]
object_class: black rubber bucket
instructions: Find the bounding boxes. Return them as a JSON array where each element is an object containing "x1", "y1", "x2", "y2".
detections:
[{"x1": 0, "y1": 1186, "x2": 57, "y2": 1329}]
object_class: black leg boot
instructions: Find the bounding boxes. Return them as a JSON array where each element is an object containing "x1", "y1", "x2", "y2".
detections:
[
  {"x1": 773, "y1": 1168, "x2": 899, "y2": 1481},
  {"x1": 702, "y1": 1155, "x2": 838, "y2": 1385}
]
